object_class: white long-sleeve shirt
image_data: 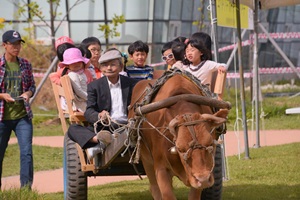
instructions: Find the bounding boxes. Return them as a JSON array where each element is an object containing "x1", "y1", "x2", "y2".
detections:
[
  {"x1": 182, "y1": 60, "x2": 227, "y2": 89},
  {"x1": 68, "y1": 69, "x2": 88, "y2": 112}
]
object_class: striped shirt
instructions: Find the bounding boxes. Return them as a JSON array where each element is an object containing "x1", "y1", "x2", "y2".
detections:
[
  {"x1": 0, "y1": 55, "x2": 36, "y2": 121},
  {"x1": 126, "y1": 65, "x2": 154, "y2": 81}
]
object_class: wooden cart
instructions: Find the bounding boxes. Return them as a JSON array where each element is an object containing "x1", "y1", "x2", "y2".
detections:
[{"x1": 50, "y1": 74, "x2": 144, "y2": 200}]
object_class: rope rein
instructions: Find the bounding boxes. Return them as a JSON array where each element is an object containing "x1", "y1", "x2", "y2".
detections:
[
  {"x1": 93, "y1": 113, "x2": 173, "y2": 164},
  {"x1": 97, "y1": 69, "x2": 220, "y2": 165}
]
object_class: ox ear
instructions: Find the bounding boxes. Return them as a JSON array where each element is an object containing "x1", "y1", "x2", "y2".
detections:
[
  {"x1": 214, "y1": 109, "x2": 229, "y2": 119},
  {"x1": 201, "y1": 113, "x2": 227, "y2": 127}
]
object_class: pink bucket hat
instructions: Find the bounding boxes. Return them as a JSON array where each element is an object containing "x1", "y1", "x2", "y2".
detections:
[
  {"x1": 55, "y1": 36, "x2": 74, "y2": 49},
  {"x1": 59, "y1": 48, "x2": 89, "y2": 68}
]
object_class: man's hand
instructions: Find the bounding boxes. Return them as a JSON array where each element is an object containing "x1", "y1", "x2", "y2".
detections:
[
  {"x1": 20, "y1": 91, "x2": 33, "y2": 103},
  {"x1": 98, "y1": 110, "x2": 110, "y2": 122},
  {"x1": 0, "y1": 93, "x2": 15, "y2": 103}
]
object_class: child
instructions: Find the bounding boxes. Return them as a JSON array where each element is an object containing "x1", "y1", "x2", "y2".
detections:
[
  {"x1": 49, "y1": 36, "x2": 76, "y2": 85},
  {"x1": 59, "y1": 47, "x2": 92, "y2": 112},
  {"x1": 55, "y1": 36, "x2": 75, "y2": 62},
  {"x1": 161, "y1": 41, "x2": 176, "y2": 70},
  {"x1": 50, "y1": 37, "x2": 94, "y2": 86},
  {"x1": 173, "y1": 36, "x2": 188, "y2": 44},
  {"x1": 81, "y1": 37, "x2": 103, "y2": 79},
  {"x1": 170, "y1": 41, "x2": 189, "y2": 70},
  {"x1": 190, "y1": 32, "x2": 212, "y2": 60},
  {"x1": 126, "y1": 40, "x2": 153, "y2": 80},
  {"x1": 183, "y1": 39, "x2": 226, "y2": 92}
]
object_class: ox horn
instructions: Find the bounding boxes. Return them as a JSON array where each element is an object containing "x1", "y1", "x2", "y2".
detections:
[
  {"x1": 134, "y1": 94, "x2": 231, "y2": 116},
  {"x1": 168, "y1": 117, "x2": 180, "y2": 155},
  {"x1": 168, "y1": 117, "x2": 180, "y2": 138},
  {"x1": 201, "y1": 113, "x2": 227, "y2": 126}
]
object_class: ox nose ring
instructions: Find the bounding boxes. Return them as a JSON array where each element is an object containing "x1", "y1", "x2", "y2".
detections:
[{"x1": 169, "y1": 146, "x2": 177, "y2": 154}]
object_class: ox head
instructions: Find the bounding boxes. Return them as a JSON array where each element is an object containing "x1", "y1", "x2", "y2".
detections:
[{"x1": 168, "y1": 109, "x2": 229, "y2": 189}]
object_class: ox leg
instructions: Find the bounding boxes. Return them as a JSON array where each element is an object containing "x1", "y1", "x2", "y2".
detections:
[
  {"x1": 149, "y1": 181, "x2": 162, "y2": 200},
  {"x1": 156, "y1": 169, "x2": 177, "y2": 200},
  {"x1": 148, "y1": 171, "x2": 162, "y2": 200},
  {"x1": 141, "y1": 159, "x2": 162, "y2": 199},
  {"x1": 188, "y1": 188, "x2": 201, "y2": 200}
]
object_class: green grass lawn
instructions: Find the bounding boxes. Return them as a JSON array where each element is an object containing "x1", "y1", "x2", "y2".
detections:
[
  {"x1": 224, "y1": 90, "x2": 300, "y2": 131},
  {"x1": 30, "y1": 89, "x2": 300, "y2": 137},
  {"x1": 222, "y1": 142, "x2": 300, "y2": 200},
  {"x1": 17, "y1": 85, "x2": 298, "y2": 141},
  {"x1": 2, "y1": 142, "x2": 297, "y2": 200},
  {"x1": 3, "y1": 144, "x2": 63, "y2": 177},
  {"x1": 2, "y1": 87, "x2": 299, "y2": 199}
]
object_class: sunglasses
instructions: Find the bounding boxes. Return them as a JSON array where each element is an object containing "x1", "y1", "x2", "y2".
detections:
[{"x1": 162, "y1": 53, "x2": 174, "y2": 61}]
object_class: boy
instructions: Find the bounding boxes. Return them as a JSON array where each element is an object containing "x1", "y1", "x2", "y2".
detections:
[
  {"x1": 0, "y1": 30, "x2": 36, "y2": 189},
  {"x1": 81, "y1": 37, "x2": 102, "y2": 79},
  {"x1": 126, "y1": 40, "x2": 153, "y2": 80}
]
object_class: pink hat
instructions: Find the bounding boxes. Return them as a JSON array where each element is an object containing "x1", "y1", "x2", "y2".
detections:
[
  {"x1": 59, "y1": 48, "x2": 89, "y2": 68},
  {"x1": 55, "y1": 36, "x2": 74, "y2": 49}
]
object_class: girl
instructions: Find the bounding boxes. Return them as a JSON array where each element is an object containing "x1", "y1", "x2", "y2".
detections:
[
  {"x1": 59, "y1": 47, "x2": 92, "y2": 112},
  {"x1": 49, "y1": 36, "x2": 76, "y2": 85},
  {"x1": 183, "y1": 39, "x2": 226, "y2": 91},
  {"x1": 170, "y1": 41, "x2": 189, "y2": 70}
]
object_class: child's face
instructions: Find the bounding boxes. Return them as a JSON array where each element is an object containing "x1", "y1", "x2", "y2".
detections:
[
  {"x1": 130, "y1": 51, "x2": 148, "y2": 67},
  {"x1": 68, "y1": 62, "x2": 85, "y2": 72},
  {"x1": 162, "y1": 49, "x2": 176, "y2": 66},
  {"x1": 88, "y1": 43, "x2": 102, "y2": 65},
  {"x1": 100, "y1": 59, "x2": 122, "y2": 79},
  {"x1": 185, "y1": 44, "x2": 202, "y2": 65}
]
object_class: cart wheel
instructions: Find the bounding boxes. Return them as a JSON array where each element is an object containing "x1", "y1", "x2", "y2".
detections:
[
  {"x1": 201, "y1": 144, "x2": 223, "y2": 200},
  {"x1": 63, "y1": 134, "x2": 87, "y2": 200}
]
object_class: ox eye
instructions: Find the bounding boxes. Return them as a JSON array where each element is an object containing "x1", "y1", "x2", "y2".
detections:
[{"x1": 176, "y1": 147, "x2": 186, "y2": 153}]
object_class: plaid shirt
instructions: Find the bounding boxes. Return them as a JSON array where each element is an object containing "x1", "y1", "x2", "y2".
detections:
[{"x1": 0, "y1": 54, "x2": 36, "y2": 121}]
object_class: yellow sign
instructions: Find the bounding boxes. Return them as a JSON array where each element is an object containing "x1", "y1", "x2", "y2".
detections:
[{"x1": 217, "y1": 0, "x2": 253, "y2": 29}]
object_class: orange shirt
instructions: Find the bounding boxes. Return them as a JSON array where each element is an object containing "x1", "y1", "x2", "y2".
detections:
[{"x1": 94, "y1": 67, "x2": 102, "y2": 79}]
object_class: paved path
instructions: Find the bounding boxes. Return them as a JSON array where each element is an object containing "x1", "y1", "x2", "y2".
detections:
[{"x1": 3, "y1": 130, "x2": 300, "y2": 194}]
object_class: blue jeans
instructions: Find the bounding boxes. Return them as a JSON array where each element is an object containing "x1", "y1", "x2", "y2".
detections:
[{"x1": 0, "y1": 116, "x2": 33, "y2": 189}]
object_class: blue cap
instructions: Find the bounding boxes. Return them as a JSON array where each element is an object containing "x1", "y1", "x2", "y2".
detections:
[{"x1": 2, "y1": 30, "x2": 25, "y2": 43}]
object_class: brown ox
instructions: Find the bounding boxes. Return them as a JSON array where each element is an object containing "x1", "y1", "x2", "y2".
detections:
[{"x1": 128, "y1": 73, "x2": 230, "y2": 200}]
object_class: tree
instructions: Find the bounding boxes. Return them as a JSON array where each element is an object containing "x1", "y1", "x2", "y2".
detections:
[
  {"x1": 13, "y1": 0, "x2": 87, "y2": 51},
  {"x1": 11, "y1": 0, "x2": 125, "y2": 50},
  {"x1": 98, "y1": 14, "x2": 126, "y2": 48},
  {"x1": 193, "y1": 0, "x2": 208, "y2": 32},
  {"x1": 0, "y1": 18, "x2": 5, "y2": 30}
]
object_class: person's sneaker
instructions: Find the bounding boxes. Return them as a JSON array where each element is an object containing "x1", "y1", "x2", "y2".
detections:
[
  {"x1": 86, "y1": 143, "x2": 104, "y2": 162},
  {"x1": 96, "y1": 130, "x2": 113, "y2": 146}
]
